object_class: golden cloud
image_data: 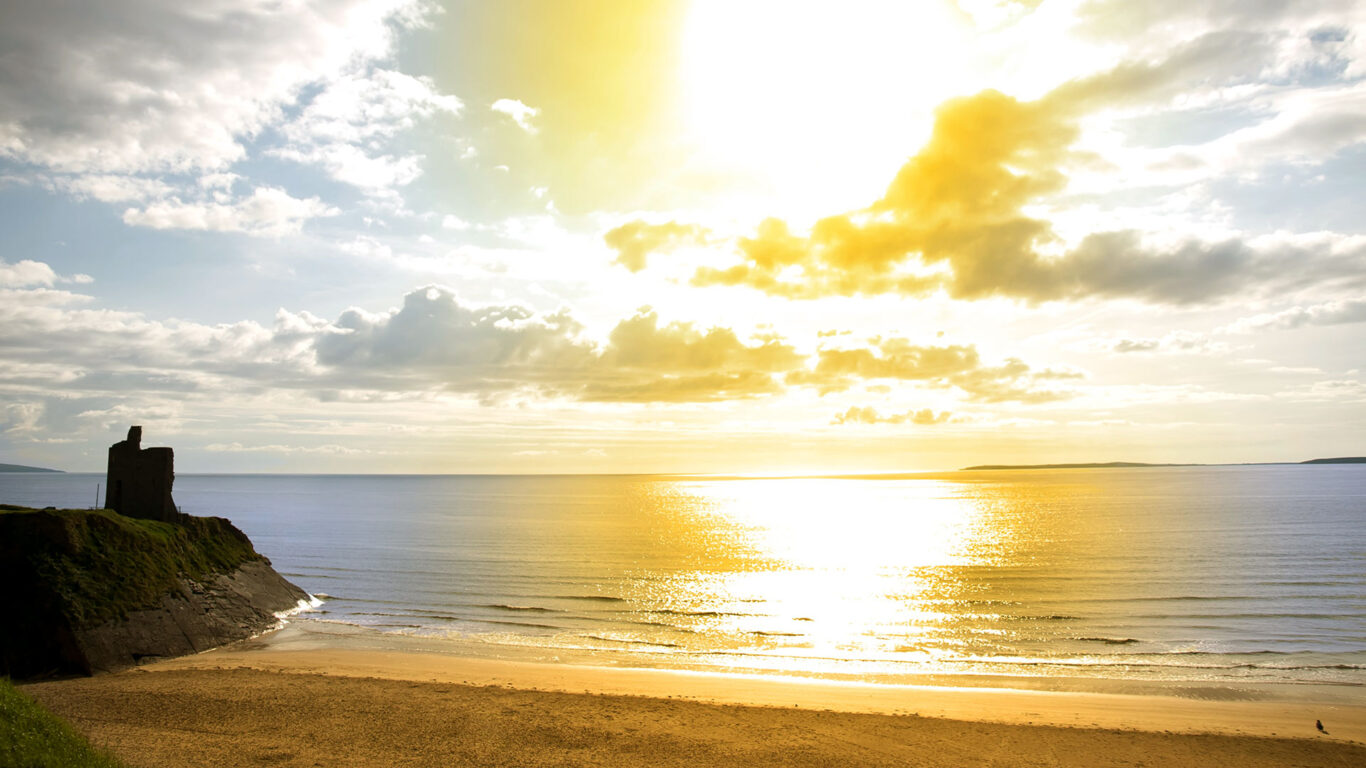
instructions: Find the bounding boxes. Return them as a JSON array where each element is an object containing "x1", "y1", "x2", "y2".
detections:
[
  {"x1": 834, "y1": 406, "x2": 952, "y2": 426},
  {"x1": 604, "y1": 220, "x2": 709, "y2": 271},
  {"x1": 612, "y1": 41, "x2": 1366, "y2": 304},
  {"x1": 789, "y1": 336, "x2": 1079, "y2": 403}
]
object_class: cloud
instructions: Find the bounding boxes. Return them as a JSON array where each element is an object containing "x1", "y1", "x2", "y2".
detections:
[
  {"x1": 42, "y1": 174, "x2": 175, "y2": 203},
  {"x1": 491, "y1": 98, "x2": 540, "y2": 133},
  {"x1": 313, "y1": 286, "x2": 594, "y2": 388},
  {"x1": 0, "y1": 0, "x2": 431, "y2": 175},
  {"x1": 0, "y1": 263, "x2": 1079, "y2": 412},
  {"x1": 283, "y1": 69, "x2": 461, "y2": 146},
  {"x1": 205, "y1": 442, "x2": 374, "y2": 456},
  {"x1": 617, "y1": 40, "x2": 1366, "y2": 305},
  {"x1": 582, "y1": 310, "x2": 804, "y2": 402},
  {"x1": 1275, "y1": 377, "x2": 1366, "y2": 402},
  {"x1": 603, "y1": 220, "x2": 710, "y2": 271},
  {"x1": 833, "y1": 406, "x2": 952, "y2": 426},
  {"x1": 0, "y1": 259, "x2": 59, "y2": 288},
  {"x1": 272, "y1": 144, "x2": 425, "y2": 194},
  {"x1": 121, "y1": 186, "x2": 338, "y2": 236},
  {"x1": 273, "y1": 68, "x2": 461, "y2": 194},
  {"x1": 0, "y1": 1, "x2": 455, "y2": 223},
  {"x1": 314, "y1": 294, "x2": 803, "y2": 403},
  {"x1": 674, "y1": 87, "x2": 1075, "y2": 300},
  {"x1": 790, "y1": 337, "x2": 1080, "y2": 403},
  {"x1": 1113, "y1": 339, "x2": 1160, "y2": 353},
  {"x1": 0, "y1": 259, "x2": 91, "y2": 288},
  {"x1": 949, "y1": 358, "x2": 1082, "y2": 404},
  {"x1": 1111, "y1": 331, "x2": 1226, "y2": 354},
  {"x1": 1222, "y1": 298, "x2": 1366, "y2": 333}
]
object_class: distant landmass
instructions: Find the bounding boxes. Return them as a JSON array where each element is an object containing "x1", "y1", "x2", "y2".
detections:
[
  {"x1": 0, "y1": 463, "x2": 62, "y2": 473},
  {"x1": 961, "y1": 461, "x2": 1186, "y2": 471},
  {"x1": 1300, "y1": 457, "x2": 1366, "y2": 464},
  {"x1": 962, "y1": 458, "x2": 1365, "y2": 470}
]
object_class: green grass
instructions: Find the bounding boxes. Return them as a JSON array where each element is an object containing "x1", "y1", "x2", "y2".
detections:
[
  {"x1": 0, "y1": 678, "x2": 126, "y2": 768},
  {"x1": 0, "y1": 505, "x2": 262, "y2": 629}
]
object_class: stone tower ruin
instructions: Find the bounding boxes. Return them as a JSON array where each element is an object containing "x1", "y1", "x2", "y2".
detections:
[{"x1": 104, "y1": 426, "x2": 179, "y2": 522}]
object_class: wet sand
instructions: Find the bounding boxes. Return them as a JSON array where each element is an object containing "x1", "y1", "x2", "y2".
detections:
[{"x1": 21, "y1": 645, "x2": 1366, "y2": 768}]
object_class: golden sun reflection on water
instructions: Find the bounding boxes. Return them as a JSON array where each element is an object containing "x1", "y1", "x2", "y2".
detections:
[
  {"x1": 630, "y1": 478, "x2": 1014, "y2": 670},
  {"x1": 684, "y1": 478, "x2": 985, "y2": 571}
]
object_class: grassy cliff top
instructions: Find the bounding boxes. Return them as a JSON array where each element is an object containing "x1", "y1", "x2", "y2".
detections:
[{"x1": 0, "y1": 506, "x2": 263, "y2": 629}]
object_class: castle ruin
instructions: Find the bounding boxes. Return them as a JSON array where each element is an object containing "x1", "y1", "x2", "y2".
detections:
[{"x1": 105, "y1": 426, "x2": 179, "y2": 522}]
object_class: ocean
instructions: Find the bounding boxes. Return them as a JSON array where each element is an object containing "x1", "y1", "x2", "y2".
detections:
[{"x1": 4, "y1": 466, "x2": 1363, "y2": 691}]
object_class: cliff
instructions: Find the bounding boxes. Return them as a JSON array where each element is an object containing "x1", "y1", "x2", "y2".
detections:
[{"x1": 0, "y1": 505, "x2": 309, "y2": 678}]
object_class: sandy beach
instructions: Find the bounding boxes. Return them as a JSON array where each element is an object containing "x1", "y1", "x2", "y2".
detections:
[{"x1": 22, "y1": 642, "x2": 1366, "y2": 768}]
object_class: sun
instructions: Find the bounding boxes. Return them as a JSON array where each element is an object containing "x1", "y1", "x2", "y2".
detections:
[{"x1": 681, "y1": 0, "x2": 978, "y2": 221}]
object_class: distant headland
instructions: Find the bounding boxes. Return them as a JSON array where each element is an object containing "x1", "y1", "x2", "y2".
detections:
[
  {"x1": 962, "y1": 458, "x2": 1366, "y2": 470},
  {"x1": 0, "y1": 462, "x2": 62, "y2": 473}
]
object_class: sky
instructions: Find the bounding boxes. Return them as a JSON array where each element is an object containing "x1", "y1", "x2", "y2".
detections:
[{"x1": 1, "y1": 0, "x2": 1364, "y2": 474}]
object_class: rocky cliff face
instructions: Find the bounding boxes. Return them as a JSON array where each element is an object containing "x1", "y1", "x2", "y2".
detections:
[
  {"x1": 0, "y1": 505, "x2": 309, "y2": 678},
  {"x1": 70, "y1": 560, "x2": 309, "y2": 674}
]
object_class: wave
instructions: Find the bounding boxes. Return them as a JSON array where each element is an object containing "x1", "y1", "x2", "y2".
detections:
[
  {"x1": 1124, "y1": 612, "x2": 1366, "y2": 620},
  {"x1": 946, "y1": 656, "x2": 1366, "y2": 672},
  {"x1": 647, "y1": 609, "x2": 758, "y2": 618},
  {"x1": 477, "y1": 603, "x2": 563, "y2": 614},
  {"x1": 458, "y1": 618, "x2": 566, "y2": 631},
  {"x1": 619, "y1": 619, "x2": 698, "y2": 633},
  {"x1": 584, "y1": 635, "x2": 681, "y2": 649},
  {"x1": 1077, "y1": 637, "x2": 1140, "y2": 645}
]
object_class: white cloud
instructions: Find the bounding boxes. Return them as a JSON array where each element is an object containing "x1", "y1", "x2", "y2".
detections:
[
  {"x1": 491, "y1": 98, "x2": 540, "y2": 133},
  {"x1": 1275, "y1": 378, "x2": 1366, "y2": 402},
  {"x1": 1, "y1": 402, "x2": 44, "y2": 435},
  {"x1": 272, "y1": 143, "x2": 424, "y2": 192},
  {"x1": 198, "y1": 172, "x2": 240, "y2": 191},
  {"x1": 274, "y1": 67, "x2": 461, "y2": 194},
  {"x1": 0, "y1": 259, "x2": 92, "y2": 288},
  {"x1": 1204, "y1": 84, "x2": 1366, "y2": 170},
  {"x1": 833, "y1": 406, "x2": 953, "y2": 426},
  {"x1": 1222, "y1": 298, "x2": 1366, "y2": 333},
  {"x1": 45, "y1": 174, "x2": 174, "y2": 203},
  {"x1": 1110, "y1": 330, "x2": 1228, "y2": 355},
  {"x1": 122, "y1": 186, "x2": 339, "y2": 237},
  {"x1": 282, "y1": 69, "x2": 461, "y2": 145},
  {"x1": 0, "y1": 259, "x2": 59, "y2": 288},
  {"x1": 205, "y1": 442, "x2": 374, "y2": 455},
  {"x1": 338, "y1": 235, "x2": 395, "y2": 260},
  {"x1": 0, "y1": 1, "x2": 457, "y2": 223},
  {"x1": 0, "y1": 0, "x2": 432, "y2": 175}
]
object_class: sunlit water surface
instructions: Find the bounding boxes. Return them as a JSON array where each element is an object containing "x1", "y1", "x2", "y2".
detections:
[{"x1": 4, "y1": 466, "x2": 1363, "y2": 688}]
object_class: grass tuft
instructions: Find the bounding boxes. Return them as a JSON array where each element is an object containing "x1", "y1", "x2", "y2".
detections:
[{"x1": 0, "y1": 677, "x2": 126, "y2": 767}]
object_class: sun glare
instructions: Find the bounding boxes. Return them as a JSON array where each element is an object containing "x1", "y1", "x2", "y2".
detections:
[
  {"x1": 682, "y1": 0, "x2": 976, "y2": 219},
  {"x1": 640, "y1": 478, "x2": 996, "y2": 667}
]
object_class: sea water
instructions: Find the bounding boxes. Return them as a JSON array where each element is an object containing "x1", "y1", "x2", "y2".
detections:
[{"x1": 4, "y1": 466, "x2": 1363, "y2": 689}]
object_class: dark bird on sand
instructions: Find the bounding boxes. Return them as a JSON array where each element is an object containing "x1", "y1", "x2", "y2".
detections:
[{"x1": 1316, "y1": 719, "x2": 1325, "y2": 733}]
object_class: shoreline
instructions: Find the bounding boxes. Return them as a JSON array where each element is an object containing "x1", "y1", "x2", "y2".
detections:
[{"x1": 254, "y1": 618, "x2": 1366, "y2": 703}]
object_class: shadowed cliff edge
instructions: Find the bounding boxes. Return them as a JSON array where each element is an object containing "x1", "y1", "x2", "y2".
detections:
[{"x1": 0, "y1": 427, "x2": 308, "y2": 678}]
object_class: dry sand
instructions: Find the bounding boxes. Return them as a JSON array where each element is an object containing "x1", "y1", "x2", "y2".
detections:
[{"x1": 23, "y1": 645, "x2": 1366, "y2": 768}]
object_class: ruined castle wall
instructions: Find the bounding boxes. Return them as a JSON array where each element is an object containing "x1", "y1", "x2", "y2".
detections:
[{"x1": 105, "y1": 426, "x2": 178, "y2": 522}]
